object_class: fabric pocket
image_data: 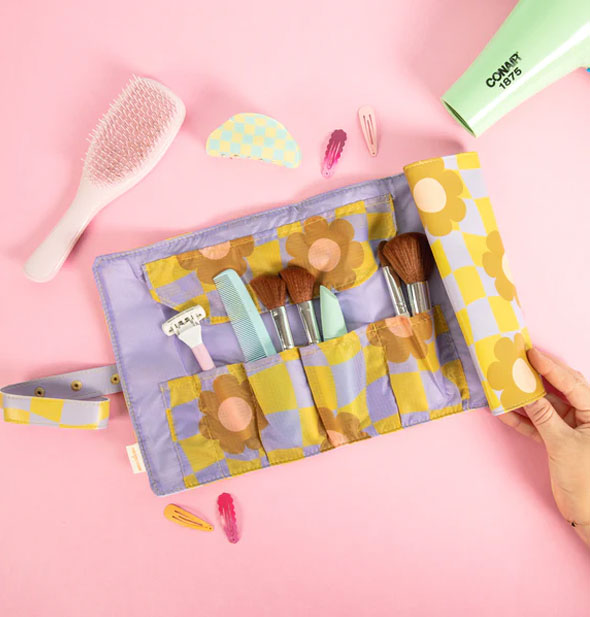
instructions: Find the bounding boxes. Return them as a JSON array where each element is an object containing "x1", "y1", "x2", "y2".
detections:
[
  {"x1": 161, "y1": 364, "x2": 270, "y2": 488},
  {"x1": 244, "y1": 348, "x2": 331, "y2": 463},
  {"x1": 300, "y1": 325, "x2": 401, "y2": 447},
  {"x1": 161, "y1": 350, "x2": 331, "y2": 488},
  {"x1": 161, "y1": 307, "x2": 469, "y2": 489},
  {"x1": 143, "y1": 193, "x2": 396, "y2": 322},
  {"x1": 367, "y1": 306, "x2": 469, "y2": 427}
]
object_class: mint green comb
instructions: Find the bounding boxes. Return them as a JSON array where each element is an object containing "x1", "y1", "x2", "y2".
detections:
[{"x1": 214, "y1": 269, "x2": 277, "y2": 362}]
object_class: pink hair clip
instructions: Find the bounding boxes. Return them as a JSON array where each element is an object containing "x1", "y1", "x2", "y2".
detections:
[
  {"x1": 217, "y1": 493, "x2": 239, "y2": 544},
  {"x1": 321, "y1": 129, "x2": 347, "y2": 178},
  {"x1": 358, "y1": 106, "x2": 377, "y2": 156}
]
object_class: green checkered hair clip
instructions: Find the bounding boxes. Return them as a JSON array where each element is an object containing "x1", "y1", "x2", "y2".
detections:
[{"x1": 206, "y1": 112, "x2": 301, "y2": 168}]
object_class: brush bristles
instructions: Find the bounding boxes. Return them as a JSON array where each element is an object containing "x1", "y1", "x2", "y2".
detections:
[
  {"x1": 382, "y1": 233, "x2": 434, "y2": 284},
  {"x1": 250, "y1": 274, "x2": 287, "y2": 310},
  {"x1": 377, "y1": 241, "x2": 402, "y2": 285},
  {"x1": 376, "y1": 241, "x2": 389, "y2": 269},
  {"x1": 84, "y1": 76, "x2": 179, "y2": 185},
  {"x1": 279, "y1": 266, "x2": 315, "y2": 304}
]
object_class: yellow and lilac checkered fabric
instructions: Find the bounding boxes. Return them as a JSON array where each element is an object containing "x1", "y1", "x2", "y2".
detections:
[
  {"x1": 161, "y1": 363, "x2": 269, "y2": 487},
  {"x1": 161, "y1": 350, "x2": 331, "y2": 488},
  {"x1": 2, "y1": 394, "x2": 109, "y2": 429},
  {"x1": 161, "y1": 308, "x2": 469, "y2": 487},
  {"x1": 403, "y1": 152, "x2": 545, "y2": 414},
  {"x1": 206, "y1": 113, "x2": 301, "y2": 168},
  {"x1": 245, "y1": 349, "x2": 330, "y2": 464},
  {"x1": 0, "y1": 365, "x2": 119, "y2": 429},
  {"x1": 143, "y1": 194, "x2": 396, "y2": 323},
  {"x1": 300, "y1": 325, "x2": 402, "y2": 439},
  {"x1": 301, "y1": 307, "x2": 468, "y2": 432}
]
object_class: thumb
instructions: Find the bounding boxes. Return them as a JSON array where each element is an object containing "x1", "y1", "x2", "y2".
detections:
[{"x1": 523, "y1": 397, "x2": 569, "y2": 447}]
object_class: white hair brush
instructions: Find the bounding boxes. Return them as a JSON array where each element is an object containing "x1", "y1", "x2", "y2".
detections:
[{"x1": 24, "y1": 76, "x2": 185, "y2": 282}]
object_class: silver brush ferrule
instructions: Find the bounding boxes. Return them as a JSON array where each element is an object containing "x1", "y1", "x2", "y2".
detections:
[
  {"x1": 269, "y1": 306, "x2": 295, "y2": 350},
  {"x1": 382, "y1": 267, "x2": 410, "y2": 317},
  {"x1": 297, "y1": 300, "x2": 321, "y2": 345},
  {"x1": 407, "y1": 281, "x2": 431, "y2": 316}
]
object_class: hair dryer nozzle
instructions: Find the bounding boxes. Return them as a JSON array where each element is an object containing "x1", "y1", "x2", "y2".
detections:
[{"x1": 441, "y1": 0, "x2": 590, "y2": 137}]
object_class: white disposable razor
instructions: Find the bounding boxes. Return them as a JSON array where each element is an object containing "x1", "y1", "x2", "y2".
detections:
[{"x1": 161, "y1": 305, "x2": 215, "y2": 371}]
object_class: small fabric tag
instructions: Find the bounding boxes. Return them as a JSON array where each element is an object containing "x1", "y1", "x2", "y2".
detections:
[{"x1": 126, "y1": 443, "x2": 146, "y2": 474}]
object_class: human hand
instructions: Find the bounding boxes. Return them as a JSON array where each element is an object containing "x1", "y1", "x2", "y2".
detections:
[{"x1": 498, "y1": 348, "x2": 590, "y2": 547}]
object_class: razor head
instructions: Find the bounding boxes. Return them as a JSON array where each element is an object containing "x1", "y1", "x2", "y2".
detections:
[{"x1": 162, "y1": 305, "x2": 206, "y2": 336}]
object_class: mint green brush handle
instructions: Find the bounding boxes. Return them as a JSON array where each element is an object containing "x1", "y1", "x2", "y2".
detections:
[
  {"x1": 319, "y1": 286, "x2": 347, "y2": 341},
  {"x1": 442, "y1": 0, "x2": 590, "y2": 136}
]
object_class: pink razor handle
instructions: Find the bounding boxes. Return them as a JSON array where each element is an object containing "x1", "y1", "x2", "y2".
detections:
[
  {"x1": 161, "y1": 305, "x2": 215, "y2": 373},
  {"x1": 191, "y1": 343, "x2": 214, "y2": 371}
]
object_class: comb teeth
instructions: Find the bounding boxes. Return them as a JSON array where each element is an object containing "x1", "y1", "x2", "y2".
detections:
[
  {"x1": 214, "y1": 269, "x2": 276, "y2": 362},
  {"x1": 84, "y1": 76, "x2": 180, "y2": 185}
]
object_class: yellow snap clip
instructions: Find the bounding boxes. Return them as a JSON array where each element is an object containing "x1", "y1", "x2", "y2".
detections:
[
  {"x1": 111, "y1": 374, "x2": 120, "y2": 385},
  {"x1": 71, "y1": 380, "x2": 82, "y2": 391}
]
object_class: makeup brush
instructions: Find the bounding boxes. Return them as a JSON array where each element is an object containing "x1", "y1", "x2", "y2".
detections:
[
  {"x1": 382, "y1": 233, "x2": 434, "y2": 315},
  {"x1": 377, "y1": 241, "x2": 410, "y2": 317},
  {"x1": 250, "y1": 274, "x2": 295, "y2": 350},
  {"x1": 279, "y1": 266, "x2": 321, "y2": 345}
]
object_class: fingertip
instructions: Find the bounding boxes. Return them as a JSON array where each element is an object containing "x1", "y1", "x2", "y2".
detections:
[
  {"x1": 523, "y1": 397, "x2": 569, "y2": 440},
  {"x1": 522, "y1": 398, "x2": 542, "y2": 412},
  {"x1": 497, "y1": 409, "x2": 543, "y2": 442},
  {"x1": 527, "y1": 347, "x2": 552, "y2": 373}
]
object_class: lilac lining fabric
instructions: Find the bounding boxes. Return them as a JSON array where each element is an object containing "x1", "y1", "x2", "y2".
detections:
[{"x1": 93, "y1": 173, "x2": 487, "y2": 496}]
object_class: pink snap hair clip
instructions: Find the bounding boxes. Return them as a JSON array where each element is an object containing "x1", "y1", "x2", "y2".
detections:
[
  {"x1": 321, "y1": 129, "x2": 347, "y2": 178},
  {"x1": 217, "y1": 492, "x2": 240, "y2": 544},
  {"x1": 358, "y1": 106, "x2": 377, "y2": 156}
]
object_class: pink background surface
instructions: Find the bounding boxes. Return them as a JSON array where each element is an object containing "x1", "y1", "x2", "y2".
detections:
[{"x1": 1, "y1": 0, "x2": 589, "y2": 615}]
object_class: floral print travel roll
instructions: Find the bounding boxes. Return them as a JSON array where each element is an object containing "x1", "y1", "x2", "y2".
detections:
[{"x1": 403, "y1": 152, "x2": 545, "y2": 414}]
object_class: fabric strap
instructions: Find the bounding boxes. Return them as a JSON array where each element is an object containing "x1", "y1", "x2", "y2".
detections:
[{"x1": 1, "y1": 365, "x2": 122, "y2": 429}]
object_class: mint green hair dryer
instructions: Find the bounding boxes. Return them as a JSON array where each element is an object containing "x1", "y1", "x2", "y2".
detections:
[{"x1": 442, "y1": 0, "x2": 590, "y2": 136}]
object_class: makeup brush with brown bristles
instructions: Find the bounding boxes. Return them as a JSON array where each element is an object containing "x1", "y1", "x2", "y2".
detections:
[
  {"x1": 382, "y1": 233, "x2": 435, "y2": 315},
  {"x1": 377, "y1": 241, "x2": 410, "y2": 317},
  {"x1": 250, "y1": 274, "x2": 295, "y2": 350},
  {"x1": 279, "y1": 266, "x2": 321, "y2": 344}
]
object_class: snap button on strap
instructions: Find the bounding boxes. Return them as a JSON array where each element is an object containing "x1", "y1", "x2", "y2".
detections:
[{"x1": 1, "y1": 364, "x2": 121, "y2": 430}]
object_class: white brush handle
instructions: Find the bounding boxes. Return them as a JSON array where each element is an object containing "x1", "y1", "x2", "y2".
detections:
[{"x1": 24, "y1": 184, "x2": 105, "y2": 283}]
